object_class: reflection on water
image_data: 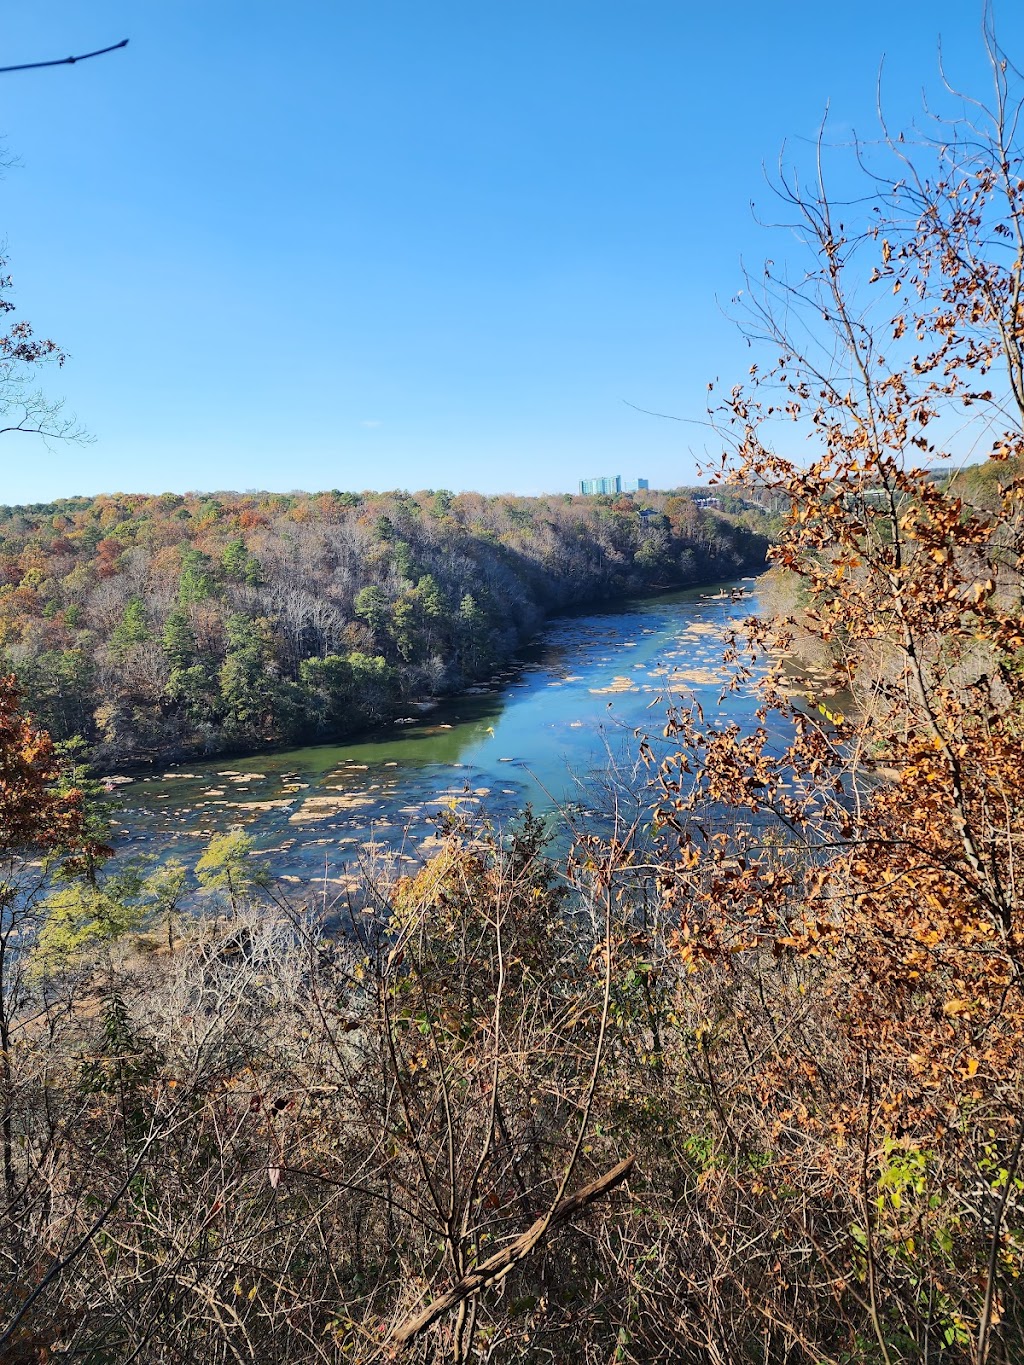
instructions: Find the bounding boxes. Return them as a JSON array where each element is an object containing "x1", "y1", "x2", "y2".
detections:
[{"x1": 112, "y1": 580, "x2": 768, "y2": 886}]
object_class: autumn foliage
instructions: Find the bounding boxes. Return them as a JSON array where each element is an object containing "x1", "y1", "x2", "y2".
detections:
[
  {"x1": 0, "y1": 672, "x2": 83, "y2": 851},
  {"x1": 0, "y1": 485, "x2": 768, "y2": 768},
  {"x1": 633, "y1": 25, "x2": 1024, "y2": 1361}
]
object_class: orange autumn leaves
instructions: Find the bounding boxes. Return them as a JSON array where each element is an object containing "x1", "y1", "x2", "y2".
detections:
[{"x1": 0, "y1": 672, "x2": 85, "y2": 854}]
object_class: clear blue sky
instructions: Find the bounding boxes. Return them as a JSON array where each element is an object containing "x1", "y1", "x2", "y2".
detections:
[{"x1": 2, "y1": 1, "x2": 1022, "y2": 502}]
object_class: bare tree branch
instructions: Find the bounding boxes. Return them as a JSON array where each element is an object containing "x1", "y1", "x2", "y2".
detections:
[
  {"x1": 0, "y1": 40, "x2": 129, "y2": 76},
  {"x1": 389, "y1": 1155, "x2": 635, "y2": 1350}
]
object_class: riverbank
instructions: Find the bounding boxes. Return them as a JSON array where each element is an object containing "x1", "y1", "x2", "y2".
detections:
[
  {"x1": 98, "y1": 573, "x2": 765, "y2": 781},
  {"x1": 108, "y1": 578, "x2": 769, "y2": 887},
  {"x1": 1, "y1": 487, "x2": 772, "y2": 773}
]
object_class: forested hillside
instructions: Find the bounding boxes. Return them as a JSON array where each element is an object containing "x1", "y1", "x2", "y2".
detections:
[
  {"x1": 0, "y1": 486, "x2": 768, "y2": 766},
  {"x1": 946, "y1": 454, "x2": 1024, "y2": 509}
]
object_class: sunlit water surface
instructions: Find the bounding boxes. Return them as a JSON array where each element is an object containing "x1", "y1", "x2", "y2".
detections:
[{"x1": 111, "y1": 579, "x2": 773, "y2": 890}]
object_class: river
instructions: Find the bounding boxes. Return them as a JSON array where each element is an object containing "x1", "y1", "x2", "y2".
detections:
[{"x1": 109, "y1": 578, "x2": 769, "y2": 891}]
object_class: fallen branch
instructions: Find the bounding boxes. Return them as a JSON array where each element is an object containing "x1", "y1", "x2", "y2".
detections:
[{"x1": 390, "y1": 1154, "x2": 635, "y2": 1350}]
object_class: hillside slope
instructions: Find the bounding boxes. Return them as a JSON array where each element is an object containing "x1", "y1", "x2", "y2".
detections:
[{"x1": 0, "y1": 486, "x2": 769, "y2": 766}]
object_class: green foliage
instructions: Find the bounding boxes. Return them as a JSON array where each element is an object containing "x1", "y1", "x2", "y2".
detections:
[
  {"x1": 297, "y1": 652, "x2": 353, "y2": 733},
  {"x1": 345, "y1": 650, "x2": 396, "y2": 716},
  {"x1": 4, "y1": 646, "x2": 95, "y2": 740},
  {"x1": 353, "y1": 584, "x2": 390, "y2": 638},
  {"x1": 430, "y1": 488, "x2": 453, "y2": 518},
  {"x1": 392, "y1": 539, "x2": 422, "y2": 583},
  {"x1": 36, "y1": 868, "x2": 148, "y2": 969},
  {"x1": 78, "y1": 989, "x2": 160, "y2": 1127},
  {"x1": 390, "y1": 590, "x2": 419, "y2": 661},
  {"x1": 219, "y1": 615, "x2": 281, "y2": 732},
  {"x1": 110, "y1": 596, "x2": 150, "y2": 654},
  {"x1": 143, "y1": 858, "x2": 188, "y2": 912},
  {"x1": 456, "y1": 591, "x2": 492, "y2": 671},
  {"x1": 195, "y1": 829, "x2": 270, "y2": 910},
  {"x1": 417, "y1": 573, "x2": 445, "y2": 622},
  {"x1": 178, "y1": 547, "x2": 216, "y2": 605},
  {"x1": 221, "y1": 536, "x2": 263, "y2": 585},
  {"x1": 298, "y1": 650, "x2": 397, "y2": 734},
  {"x1": 166, "y1": 662, "x2": 218, "y2": 723},
  {"x1": 141, "y1": 858, "x2": 190, "y2": 950},
  {"x1": 51, "y1": 734, "x2": 114, "y2": 882},
  {"x1": 221, "y1": 537, "x2": 248, "y2": 578},
  {"x1": 162, "y1": 608, "x2": 197, "y2": 669}
]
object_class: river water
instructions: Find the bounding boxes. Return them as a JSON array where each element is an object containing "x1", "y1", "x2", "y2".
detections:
[{"x1": 110, "y1": 578, "x2": 768, "y2": 890}]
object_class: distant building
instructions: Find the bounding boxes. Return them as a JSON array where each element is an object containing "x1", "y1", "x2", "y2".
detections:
[{"x1": 579, "y1": 475, "x2": 649, "y2": 495}]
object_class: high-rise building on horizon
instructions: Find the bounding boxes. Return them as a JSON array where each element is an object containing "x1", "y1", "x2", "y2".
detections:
[{"x1": 578, "y1": 475, "x2": 648, "y2": 495}]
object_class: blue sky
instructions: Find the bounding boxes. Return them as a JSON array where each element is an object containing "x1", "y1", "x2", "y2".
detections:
[{"x1": 2, "y1": 1, "x2": 1022, "y2": 502}]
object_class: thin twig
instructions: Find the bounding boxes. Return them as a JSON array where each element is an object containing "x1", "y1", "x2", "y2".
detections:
[{"x1": 0, "y1": 40, "x2": 129, "y2": 75}]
